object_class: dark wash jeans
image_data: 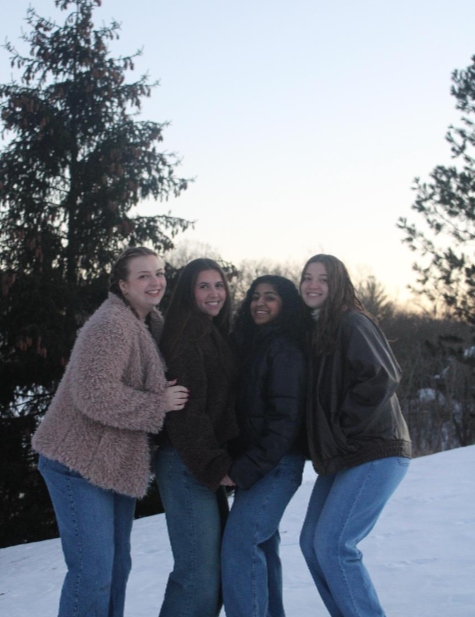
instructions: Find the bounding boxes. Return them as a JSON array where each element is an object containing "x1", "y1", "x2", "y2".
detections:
[{"x1": 38, "y1": 455, "x2": 136, "y2": 617}]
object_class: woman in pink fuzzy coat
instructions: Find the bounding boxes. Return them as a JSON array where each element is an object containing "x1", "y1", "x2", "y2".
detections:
[{"x1": 32, "y1": 246, "x2": 188, "y2": 617}]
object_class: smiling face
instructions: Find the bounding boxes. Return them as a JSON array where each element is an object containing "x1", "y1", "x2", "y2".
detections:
[
  {"x1": 194, "y1": 269, "x2": 227, "y2": 319},
  {"x1": 250, "y1": 282, "x2": 283, "y2": 325},
  {"x1": 300, "y1": 261, "x2": 329, "y2": 310},
  {"x1": 119, "y1": 255, "x2": 166, "y2": 320}
]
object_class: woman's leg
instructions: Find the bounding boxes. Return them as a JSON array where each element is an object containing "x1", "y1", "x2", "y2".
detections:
[
  {"x1": 109, "y1": 494, "x2": 136, "y2": 617},
  {"x1": 300, "y1": 473, "x2": 344, "y2": 617},
  {"x1": 261, "y1": 529, "x2": 284, "y2": 617},
  {"x1": 155, "y1": 445, "x2": 225, "y2": 617},
  {"x1": 221, "y1": 453, "x2": 304, "y2": 617},
  {"x1": 303, "y1": 457, "x2": 410, "y2": 617},
  {"x1": 38, "y1": 455, "x2": 134, "y2": 617}
]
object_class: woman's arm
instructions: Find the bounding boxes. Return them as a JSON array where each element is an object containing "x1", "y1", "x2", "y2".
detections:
[{"x1": 339, "y1": 312, "x2": 401, "y2": 431}]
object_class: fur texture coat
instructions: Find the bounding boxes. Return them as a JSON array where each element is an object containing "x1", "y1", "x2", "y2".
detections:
[{"x1": 32, "y1": 293, "x2": 168, "y2": 498}]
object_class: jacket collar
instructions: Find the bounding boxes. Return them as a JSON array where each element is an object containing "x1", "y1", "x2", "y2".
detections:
[{"x1": 106, "y1": 292, "x2": 163, "y2": 338}]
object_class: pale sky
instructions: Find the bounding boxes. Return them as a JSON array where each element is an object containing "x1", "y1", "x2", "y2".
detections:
[{"x1": 2, "y1": 0, "x2": 475, "y2": 303}]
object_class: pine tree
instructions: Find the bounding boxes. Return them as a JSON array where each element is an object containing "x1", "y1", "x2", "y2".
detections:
[
  {"x1": 356, "y1": 276, "x2": 395, "y2": 324},
  {"x1": 0, "y1": 0, "x2": 191, "y2": 546},
  {"x1": 398, "y1": 54, "x2": 475, "y2": 453},
  {"x1": 398, "y1": 54, "x2": 475, "y2": 325}
]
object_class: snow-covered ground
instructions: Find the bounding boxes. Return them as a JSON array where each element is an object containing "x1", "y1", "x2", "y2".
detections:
[{"x1": 2, "y1": 446, "x2": 475, "y2": 616}]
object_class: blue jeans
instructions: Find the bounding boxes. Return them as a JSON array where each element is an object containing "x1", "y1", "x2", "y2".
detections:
[
  {"x1": 38, "y1": 455, "x2": 136, "y2": 617},
  {"x1": 154, "y1": 445, "x2": 228, "y2": 617},
  {"x1": 300, "y1": 456, "x2": 410, "y2": 617},
  {"x1": 221, "y1": 453, "x2": 305, "y2": 617}
]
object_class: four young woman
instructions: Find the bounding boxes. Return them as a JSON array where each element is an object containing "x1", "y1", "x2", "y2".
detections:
[{"x1": 34, "y1": 248, "x2": 411, "y2": 617}]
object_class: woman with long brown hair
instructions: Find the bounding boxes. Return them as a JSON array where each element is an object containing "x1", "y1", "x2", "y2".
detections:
[
  {"x1": 299, "y1": 254, "x2": 411, "y2": 617},
  {"x1": 155, "y1": 258, "x2": 239, "y2": 617}
]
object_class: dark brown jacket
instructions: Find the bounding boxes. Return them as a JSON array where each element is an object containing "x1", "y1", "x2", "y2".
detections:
[
  {"x1": 307, "y1": 310, "x2": 411, "y2": 475},
  {"x1": 161, "y1": 330, "x2": 239, "y2": 491}
]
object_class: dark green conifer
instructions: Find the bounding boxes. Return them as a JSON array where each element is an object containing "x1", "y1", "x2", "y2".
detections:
[
  {"x1": 0, "y1": 0, "x2": 191, "y2": 546},
  {"x1": 399, "y1": 54, "x2": 475, "y2": 325}
]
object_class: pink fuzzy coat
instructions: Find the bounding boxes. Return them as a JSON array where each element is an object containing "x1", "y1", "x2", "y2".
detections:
[{"x1": 32, "y1": 293, "x2": 168, "y2": 498}]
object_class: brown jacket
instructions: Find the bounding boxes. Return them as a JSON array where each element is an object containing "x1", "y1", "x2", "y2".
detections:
[
  {"x1": 32, "y1": 293, "x2": 168, "y2": 498},
  {"x1": 307, "y1": 310, "x2": 411, "y2": 475},
  {"x1": 162, "y1": 331, "x2": 239, "y2": 491}
]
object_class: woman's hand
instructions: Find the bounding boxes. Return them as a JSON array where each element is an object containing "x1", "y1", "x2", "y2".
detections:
[
  {"x1": 164, "y1": 379, "x2": 189, "y2": 412},
  {"x1": 220, "y1": 474, "x2": 235, "y2": 487}
]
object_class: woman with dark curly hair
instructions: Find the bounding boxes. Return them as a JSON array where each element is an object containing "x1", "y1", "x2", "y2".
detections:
[
  {"x1": 155, "y1": 258, "x2": 239, "y2": 617},
  {"x1": 299, "y1": 254, "x2": 412, "y2": 617},
  {"x1": 221, "y1": 275, "x2": 307, "y2": 617}
]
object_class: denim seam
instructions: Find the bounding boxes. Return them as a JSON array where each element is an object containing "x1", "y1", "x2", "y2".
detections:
[
  {"x1": 336, "y1": 462, "x2": 375, "y2": 617},
  {"x1": 251, "y1": 467, "x2": 282, "y2": 617},
  {"x1": 183, "y1": 465, "x2": 195, "y2": 617},
  {"x1": 289, "y1": 457, "x2": 297, "y2": 486},
  {"x1": 66, "y1": 474, "x2": 82, "y2": 617},
  {"x1": 165, "y1": 449, "x2": 174, "y2": 486}
]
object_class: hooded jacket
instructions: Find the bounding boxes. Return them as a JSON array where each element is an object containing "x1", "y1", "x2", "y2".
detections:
[
  {"x1": 307, "y1": 310, "x2": 411, "y2": 475},
  {"x1": 32, "y1": 293, "x2": 168, "y2": 498}
]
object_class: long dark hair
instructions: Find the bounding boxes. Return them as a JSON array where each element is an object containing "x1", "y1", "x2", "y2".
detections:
[
  {"x1": 161, "y1": 258, "x2": 233, "y2": 367},
  {"x1": 300, "y1": 254, "x2": 366, "y2": 355},
  {"x1": 233, "y1": 275, "x2": 307, "y2": 354}
]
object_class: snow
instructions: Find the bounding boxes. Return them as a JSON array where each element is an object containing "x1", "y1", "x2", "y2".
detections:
[
  {"x1": 2, "y1": 446, "x2": 475, "y2": 616},
  {"x1": 463, "y1": 346, "x2": 475, "y2": 359},
  {"x1": 417, "y1": 387, "x2": 445, "y2": 404}
]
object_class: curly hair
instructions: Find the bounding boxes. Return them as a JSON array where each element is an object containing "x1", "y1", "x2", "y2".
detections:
[
  {"x1": 300, "y1": 254, "x2": 367, "y2": 355},
  {"x1": 233, "y1": 275, "x2": 308, "y2": 353},
  {"x1": 160, "y1": 258, "x2": 233, "y2": 366}
]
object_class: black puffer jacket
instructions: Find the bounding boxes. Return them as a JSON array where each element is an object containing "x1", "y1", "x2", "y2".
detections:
[
  {"x1": 308, "y1": 310, "x2": 411, "y2": 475},
  {"x1": 229, "y1": 329, "x2": 306, "y2": 490}
]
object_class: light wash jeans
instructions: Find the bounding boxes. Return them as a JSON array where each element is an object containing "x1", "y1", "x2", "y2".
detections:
[
  {"x1": 221, "y1": 453, "x2": 305, "y2": 617},
  {"x1": 300, "y1": 456, "x2": 410, "y2": 617},
  {"x1": 38, "y1": 454, "x2": 136, "y2": 617},
  {"x1": 154, "y1": 444, "x2": 229, "y2": 617}
]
